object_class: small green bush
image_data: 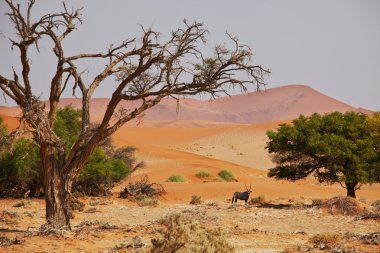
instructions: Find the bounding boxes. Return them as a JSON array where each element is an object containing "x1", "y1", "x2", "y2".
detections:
[
  {"x1": 73, "y1": 147, "x2": 131, "y2": 196},
  {"x1": 166, "y1": 174, "x2": 187, "y2": 182},
  {"x1": 218, "y1": 169, "x2": 235, "y2": 182},
  {"x1": 190, "y1": 195, "x2": 202, "y2": 205},
  {"x1": 195, "y1": 170, "x2": 211, "y2": 179}
]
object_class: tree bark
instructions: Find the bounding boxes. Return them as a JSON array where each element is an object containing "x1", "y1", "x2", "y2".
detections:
[
  {"x1": 41, "y1": 143, "x2": 71, "y2": 229},
  {"x1": 345, "y1": 181, "x2": 357, "y2": 198}
]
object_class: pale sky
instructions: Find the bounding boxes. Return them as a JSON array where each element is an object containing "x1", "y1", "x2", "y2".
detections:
[{"x1": 1, "y1": 0, "x2": 379, "y2": 110}]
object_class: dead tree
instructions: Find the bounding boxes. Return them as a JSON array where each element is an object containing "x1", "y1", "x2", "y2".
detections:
[{"x1": 0, "y1": 0, "x2": 270, "y2": 229}]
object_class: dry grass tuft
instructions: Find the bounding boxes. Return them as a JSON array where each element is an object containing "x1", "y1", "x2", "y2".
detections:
[
  {"x1": 248, "y1": 195, "x2": 266, "y2": 206},
  {"x1": 190, "y1": 195, "x2": 202, "y2": 205},
  {"x1": 150, "y1": 213, "x2": 235, "y2": 253},
  {"x1": 324, "y1": 197, "x2": 364, "y2": 215},
  {"x1": 135, "y1": 195, "x2": 160, "y2": 207}
]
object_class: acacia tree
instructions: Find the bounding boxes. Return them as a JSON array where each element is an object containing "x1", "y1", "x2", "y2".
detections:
[
  {"x1": 0, "y1": 1, "x2": 269, "y2": 229},
  {"x1": 266, "y1": 112, "x2": 380, "y2": 198}
]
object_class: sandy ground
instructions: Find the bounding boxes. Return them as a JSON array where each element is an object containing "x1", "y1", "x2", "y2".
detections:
[
  {"x1": 0, "y1": 197, "x2": 379, "y2": 253},
  {"x1": 0, "y1": 117, "x2": 379, "y2": 252},
  {"x1": 112, "y1": 122, "x2": 380, "y2": 201}
]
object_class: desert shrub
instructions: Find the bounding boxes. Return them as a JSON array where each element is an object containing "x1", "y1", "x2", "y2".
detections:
[
  {"x1": 166, "y1": 174, "x2": 187, "y2": 182},
  {"x1": 248, "y1": 195, "x2": 266, "y2": 205},
  {"x1": 190, "y1": 195, "x2": 202, "y2": 205},
  {"x1": 309, "y1": 233, "x2": 340, "y2": 245},
  {"x1": 324, "y1": 197, "x2": 364, "y2": 215},
  {"x1": 134, "y1": 195, "x2": 159, "y2": 207},
  {"x1": 195, "y1": 170, "x2": 211, "y2": 179},
  {"x1": 206, "y1": 201, "x2": 219, "y2": 208},
  {"x1": 312, "y1": 199, "x2": 324, "y2": 207},
  {"x1": 371, "y1": 200, "x2": 380, "y2": 212},
  {"x1": 0, "y1": 138, "x2": 42, "y2": 198},
  {"x1": 150, "y1": 213, "x2": 235, "y2": 253},
  {"x1": 12, "y1": 200, "x2": 32, "y2": 208},
  {"x1": 119, "y1": 176, "x2": 166, "y2": 199},
  {"x1": 73, "y1": 147, "x2": 130, "y2": 196},
  {"x1": 218, "y1": 169, "x2": 235, "y2": 182}
]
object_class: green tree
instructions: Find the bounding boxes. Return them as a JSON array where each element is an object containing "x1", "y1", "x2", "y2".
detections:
[
  {"x1": 0, "y1": 117, "x2": 8, "y2": 152},
  {"x1": 54, "y1": 105, "x2": 82, "y2": 150},
  {"x1": 0, "y1": 137, "x2": 41, "y2": 197},
  {"x1": 1, "y1": 1, "x2": 268, "y2": 229},
  {"x1": 266, "y1": 112, "x2": 380, "y2": 198}
]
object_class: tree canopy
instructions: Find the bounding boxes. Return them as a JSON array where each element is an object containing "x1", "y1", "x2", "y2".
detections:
[
  {"x1": 0, "y1": 0, "x2": 268, "y2": 229},
  {"x1": 266, "y1": 112, "x2": 380, "y2": 198}
]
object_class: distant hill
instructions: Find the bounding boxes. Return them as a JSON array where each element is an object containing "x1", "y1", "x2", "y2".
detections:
[{"x1": 0, "y1": 84, "x2": 372, "y2": 127}]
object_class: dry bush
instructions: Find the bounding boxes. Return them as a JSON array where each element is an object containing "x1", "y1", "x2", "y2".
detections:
[
  {"x1": 371, "y1": 200, "x2": 380, "y2": 212},
  {"x1": 73, "y1": 181, "x2": 114, "y2": 196},
  {"x1": 248, "y1": 195, "x2": 266, "y2": 206},
  {"x1": 309, "y1": 233, "x2": 340, "y2": 245},
  {"x1": 120, "y1": 176, "x2": 166, "y2": 199},
  {"x1": 190, "y1": 195, "x2": 202, "y2": 205},
  {"x1": 150, "y1": 213, "x2": 235, "y2": 253},
  {"x1": 0, "y1": 236, "x2": 24, "y2": 247},
  {"x1": 12, "y1": 199, "x2": 32, "y2": 207},
  {"x1": 135, "y1": 195, "x2": 160, "y2": 207},
  {"x1": 324, "y1": 197, "x2": 364, "y2": 215},
  {"x1": 0, "y1": 210, "x2": 19, "y2": 225},
  {"x1": 206, "y1": 201, "x2": 219, "y2": 208},
  {"x1": 311, "y1": 199, "x2": 324, "y2": 207}
]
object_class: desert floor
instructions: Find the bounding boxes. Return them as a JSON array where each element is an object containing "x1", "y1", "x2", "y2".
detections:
[{"x1": 1, "y1": 121, "x2": 379, "y2": 252}]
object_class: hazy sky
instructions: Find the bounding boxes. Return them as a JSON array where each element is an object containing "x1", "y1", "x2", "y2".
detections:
[{"x1": 1, "y1": 0, "x2": 379, "y2": 110}]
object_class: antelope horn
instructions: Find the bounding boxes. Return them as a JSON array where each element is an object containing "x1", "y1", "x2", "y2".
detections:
[
  {"x1": 245, "y1": 183, "x2": 248, "y2": 191},
  {"x1": 249, "y1": 184, "x2": 252, "y2": 190}
]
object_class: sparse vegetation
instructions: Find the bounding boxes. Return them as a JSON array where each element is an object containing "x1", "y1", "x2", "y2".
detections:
[
  {"x1": 311, "y1": 199, "x2": 324, "y2": 207},
  {"x1": 119, "y1": 176, "x2": 166, "y2": 199},
  {"x1": 195, "y1": 170, "x2": 211, "y2": 179},
  {"x1": 218, "y1": 169, "x2": 235, "y2": 182},
  {"x1": 134, "y1": 196, "x2": 160, "y2": 207},
  {"x1": 324, "y1": 196, "x2": 363, "y2": 215},
  {"x1": 309, "y1": 233, "x2": 340, "y2": 246},
  {"x1": 190, "y1": 195, "x2": 202, "y2": 205},
  {"x1": 371, "y1": 200, "x2": 380, "y2": 212},
  {"x1": 166, "y1": 174, "x2": 188, "y2": 183},
  {"x1": 12, "y1": 200, "x2": 32, "y2": 208},
  {"x1": 249, "y1": 195, "x2": 266, "y2": 206},
  {"x1": 150, "y1": 213, "x2": 235, "y2": 253}
]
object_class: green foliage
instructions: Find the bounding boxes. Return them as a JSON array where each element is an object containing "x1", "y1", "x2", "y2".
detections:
[
  {"x1": 218, "y1": 169, "x2": 235, "y2": 182},
  {"x1": 0, "y1": 109, "x2": 136, "y2": 197},
  {"x1": 166, "y1": 174, "x2": 187, "y2": 182},
  {"x1": 0, "y1": 117, "x2": 8, "y2": 153},
  {"x1": 151, "y1": 213, "x2": 235, "y2": 253},
  {"x1": 0, "y1": 137, "x2": 41, "y2": 197},
  {"x1": 54, "y1": 105, "x2": 82, "y2": 149},
  {"x1": 266, "y1": 112, "x2": 380, "y2": 197},
  {"x1": 75, "y1": 147, "x2": 130, "y2": 192},
  {"x1": 195, "y1": 170, "x2": 211, "y2": 179}
]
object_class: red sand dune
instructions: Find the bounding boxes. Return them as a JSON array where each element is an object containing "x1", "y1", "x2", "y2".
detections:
[{"x1": 0, "y1": 84, "x2": 371, "y2": 127}]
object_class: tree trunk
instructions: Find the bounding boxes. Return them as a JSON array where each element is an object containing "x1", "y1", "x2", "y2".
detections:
[
  {"x1": 345, "y1": 182, "x2": 357, "y2": 198},
  {"x1": 41, "y1": 143, "x2": 71, "y2": 229}
]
